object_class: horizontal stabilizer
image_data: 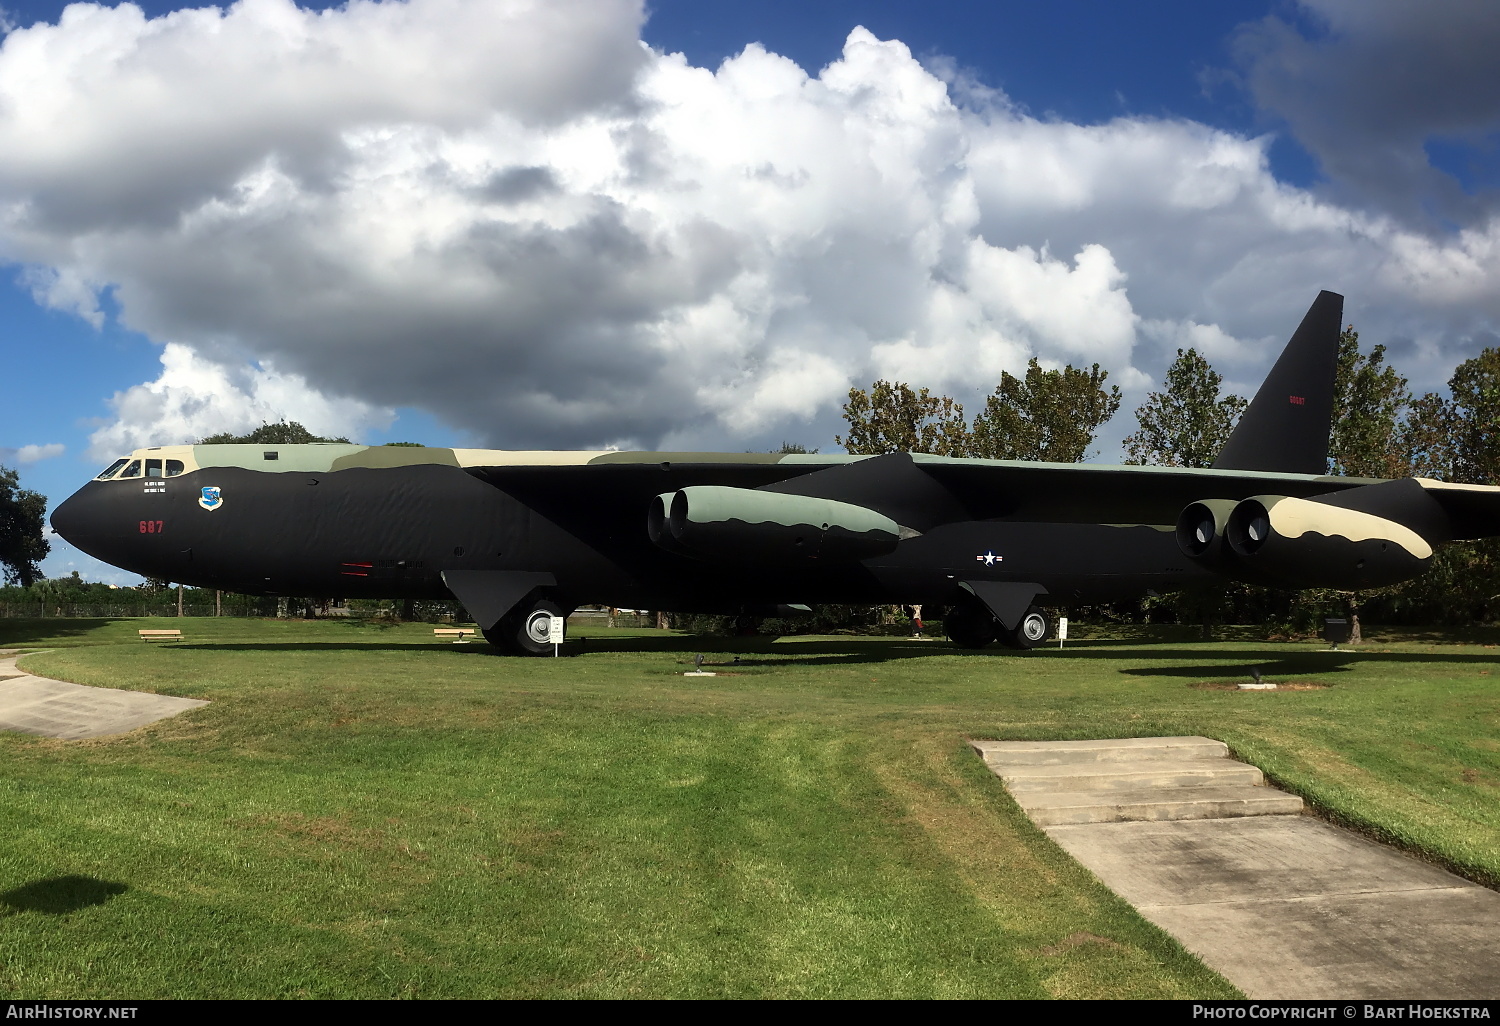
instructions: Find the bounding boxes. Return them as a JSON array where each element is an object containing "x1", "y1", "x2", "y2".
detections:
[{"x1": 1212, "y1": 291, "x2": 1342, "y2": 476}]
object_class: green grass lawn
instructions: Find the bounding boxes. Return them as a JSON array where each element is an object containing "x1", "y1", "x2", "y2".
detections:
[{"x1": 0, "y1": 617, "x2": 1497, "y2": 998}]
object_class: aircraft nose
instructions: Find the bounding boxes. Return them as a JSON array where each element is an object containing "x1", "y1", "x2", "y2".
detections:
[
  {"x1": 50, "y1": 490, "x2": 86, "y2": 545},
  {"x1": 51, "y1": 479, "x2": 197, "y2": 581},
  {"x1": 50, "y1": 484, "x2": 111, "y2": 562}
]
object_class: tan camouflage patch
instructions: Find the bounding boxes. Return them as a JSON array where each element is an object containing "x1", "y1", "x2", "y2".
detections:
[{"x1": 1259, "y1": 495, "x2": 1434, "y2": 559}]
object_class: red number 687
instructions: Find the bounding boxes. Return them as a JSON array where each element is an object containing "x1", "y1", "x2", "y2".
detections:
[{"x1": 139, "y1": 520, "x2": 164, "y2": 534}]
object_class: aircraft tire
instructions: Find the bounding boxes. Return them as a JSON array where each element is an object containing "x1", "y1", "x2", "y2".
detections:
[
  {"x1": 484, "y1": 596, "x2": 572, "y2": 656},
  {"x1": 1004, "y1": 607, "x2": 1050, "y2": 650},
  {"x1": 944, "y1": 602, "x2": 998, "y2": 649}
]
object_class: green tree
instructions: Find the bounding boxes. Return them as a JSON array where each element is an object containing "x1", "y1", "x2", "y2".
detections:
[
  {"x1": 198, "y1": 421, "x2": 349, "y2": 444},
  {"x1": 1345, "y1": 347, "x2": 1500, "y2": 631},
  {"x1": 1123, "y1": 348, "x2": 1247, "y2": 468},
  {"x1": 1394, "y1": 391, "x2": 1454, "y2": 481},
  {"x1": 1375, "y1": 539, "x2": 1500, "y2": 625},
  {"x1": 1447, "y1": 347, "x2": 1500, "y2": 486},
  {"x1": 1329, "y1": 325, "x2": 1412, "y2": 478},
  {"x1": 0, "y1": 465, "x2": 48, "y2": 587},
  {"x1": 1376, "y1": 348, "x2": 1500, "y2": 630},
  {"x1": 1387, "y1": 348, "x2": 1500, "y2": 486},
  {"x1": 969, "y1": 360, "x2": 1121, "y2": 462},
  {"x1": 383, "y1": 441, "x2": 425, "y2": 447},
  {"x1": 837, "y1": 381, "x2": 968, "y2": 456},
  {"x1": 771, "y1": 442, "x2": 818, "y2": 455}
]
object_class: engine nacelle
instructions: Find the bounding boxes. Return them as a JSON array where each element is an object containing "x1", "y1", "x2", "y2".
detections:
[
  {"x1": 1175, "y1": 499, "x2": 1240, "y2": 563},
  {"x1": 1177, "y1": 494, "x2": 1433, "y2": 589},
  {"x1": 648, "y1": 486, "x2": 902, "y2": 565}
]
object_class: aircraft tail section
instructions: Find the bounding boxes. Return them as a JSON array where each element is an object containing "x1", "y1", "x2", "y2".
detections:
[{"x1": 1211, "y1": 290, "x2": 1343, "y2": 476}]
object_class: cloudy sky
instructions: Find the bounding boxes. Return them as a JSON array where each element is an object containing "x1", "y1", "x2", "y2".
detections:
[{"x1": 3, "y1": 0, "x2": 1500, "y2": 581}]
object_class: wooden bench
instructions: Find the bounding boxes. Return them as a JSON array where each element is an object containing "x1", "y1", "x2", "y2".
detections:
[
  {"x1": 139, "y1": 629, "x2": 185, "y2": 643},
  {"x1": 433, "y1": 628, "x2": 476, "y2": 644}
]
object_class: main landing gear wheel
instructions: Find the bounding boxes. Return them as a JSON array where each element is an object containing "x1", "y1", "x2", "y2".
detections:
[
  {"x1": 944, "y1": 602, "x2": 999, "y2": 650},
  {"x1": 482, "y1": 595, "x2": 572, "y2": 656},
  {"x1": 999, "y1": 606, "x2": 1050, "y2": 650}
]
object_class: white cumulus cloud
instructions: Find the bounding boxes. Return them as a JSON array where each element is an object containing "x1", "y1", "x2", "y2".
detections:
[
  {"x1": 86, "y1": 342, "x2": 393, "y2": 459},
  {"x1": 0, "y1": 442, "x2": 65, "y2": 464}
]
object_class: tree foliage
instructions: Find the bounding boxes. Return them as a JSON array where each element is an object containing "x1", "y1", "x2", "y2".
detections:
[
  {"x1": 198, "y1": 421, "x2": 349, "y2": 445},
  {"x1": 839, "y1": 364, "x2": 1120, "y2": 462},
  {"x1": 836, "y1": 381, "x2": 968, "y2": 456},
  {"x1": 969, "y1": 360, "x2": 1121, "y2": 462},
  {"x1": 0, "y1": 465, "x2": 48, "y2": 587},
  {"x1": 1447, "y1": 346, "x2": 1500, "y2": 486},
  {"x1": 1329, "y1": 325, "x2": 1412, "y2": 478},
  {"x1": 1122, "y1": 348, "x2": 1246, "y2": 468},
  {"x1": 1374, "y1": 346, "x2": 1500, "y2": 627},
  {"x1": 1378, "y1": 346, "x2": 1500, "y2": 487},
  {"x1": 1395, "y1": 391, "x2": 1454, "y2": 481}
]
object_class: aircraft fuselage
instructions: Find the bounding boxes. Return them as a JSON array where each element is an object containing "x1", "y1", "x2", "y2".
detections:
[{"x1": 53, "y1": 450, "x2": 1213, "y2": 611}]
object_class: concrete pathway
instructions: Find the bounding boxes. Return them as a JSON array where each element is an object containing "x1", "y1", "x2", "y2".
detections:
[
  {"x1": 0, "y1": 650, "x2": 207, "y2": 740},
  {"x1": 974, "y1": 736, "x2": 1305, "y2": 825},
  {"x1": 973, "y1": 736, "x2": 1500, "y2": 999}
]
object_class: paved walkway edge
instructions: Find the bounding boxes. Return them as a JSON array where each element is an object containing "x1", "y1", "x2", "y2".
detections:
[
  {"x1": 974, "y1": 737, "x2": 1500, "y2": 999},
  {"x1": 0, "y1": 651, "x2": 208, "y2": 740}
]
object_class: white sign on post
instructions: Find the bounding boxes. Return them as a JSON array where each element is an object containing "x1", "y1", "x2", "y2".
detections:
[
  {"x1": 1057, "y1": 617, "x2": 1068, "y2": 649},
  {"x1": 548, "y1": 613, "x2": 564, "y2": 655}
]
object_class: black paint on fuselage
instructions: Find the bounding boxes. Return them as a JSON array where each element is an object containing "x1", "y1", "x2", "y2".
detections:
[{"x1": 56, "y1": 455, "x2": 1370, "y2": 612}]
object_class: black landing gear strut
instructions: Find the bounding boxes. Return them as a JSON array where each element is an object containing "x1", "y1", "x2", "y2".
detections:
[
  {"x1": 944, "y1": 600, "x2": 1050, "y2": 651},
  {"x1": 481, "y1": 593, "x2": 574, "y2": 656}
]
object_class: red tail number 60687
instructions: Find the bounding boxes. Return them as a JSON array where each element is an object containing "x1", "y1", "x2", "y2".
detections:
[{"x1": 139, "y1": 520, "x2": 164, "y2": 534}]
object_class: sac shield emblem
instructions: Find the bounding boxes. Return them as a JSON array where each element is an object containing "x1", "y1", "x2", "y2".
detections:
[{"x1": 198, "y1": 486, "x2": 223, "y2": 511}]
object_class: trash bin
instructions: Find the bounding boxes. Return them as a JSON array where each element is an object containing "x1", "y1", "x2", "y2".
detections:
[{"x1": 1323, "y1": 618, "x2": 1351, "y2": 647}]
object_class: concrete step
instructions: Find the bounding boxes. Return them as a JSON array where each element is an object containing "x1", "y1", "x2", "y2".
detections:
[
  {"x1": 998, "y1": 759, "x2": 1264, "y2": 793},
  {"x1": 972, "y1": 736, "x2": 1229, "y2": 767},
  {"x1": 1016, "y1": 785, "x2": 1305, "y2": 826}
]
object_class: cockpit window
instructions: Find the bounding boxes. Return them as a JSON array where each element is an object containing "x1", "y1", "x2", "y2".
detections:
[
  {"x1": 117, "y1": 460, "x2": 143, "y2": 479},
  {"x1": 165, "y1": 459, "x2": 185, "y2": 477},
  {"x1": 96, "y1": 459, "x2": 129, "y2": 480},
  {"x1": 145, "y1": 458, "x2": 163, "y2": 478}
]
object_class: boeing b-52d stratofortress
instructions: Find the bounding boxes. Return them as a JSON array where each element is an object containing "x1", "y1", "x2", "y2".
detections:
[{"x1": 52, "y1": 292, "x2": 1500, "y2": 654}]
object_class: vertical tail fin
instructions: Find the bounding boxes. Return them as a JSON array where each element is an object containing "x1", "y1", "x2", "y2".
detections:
[{"x1": 1211, "y1": 290, "x2": 1343, "y2": 475}]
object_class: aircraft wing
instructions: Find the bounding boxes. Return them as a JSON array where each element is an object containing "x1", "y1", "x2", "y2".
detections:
[{"x1": 467, "y1": 453, "x2": 1370, "y2": 532}]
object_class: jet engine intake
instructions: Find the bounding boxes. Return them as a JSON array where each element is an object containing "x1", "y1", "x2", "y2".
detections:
[
  {"x1": 1177, "y1": 493, "x2": 1433, "y2": 589},
  {"x1": 648, "y1": 486, "x2": 903, "y2": 564},
  {"x1": 1174, "y1": 499, "x2": 1240, "y2": 561}
]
